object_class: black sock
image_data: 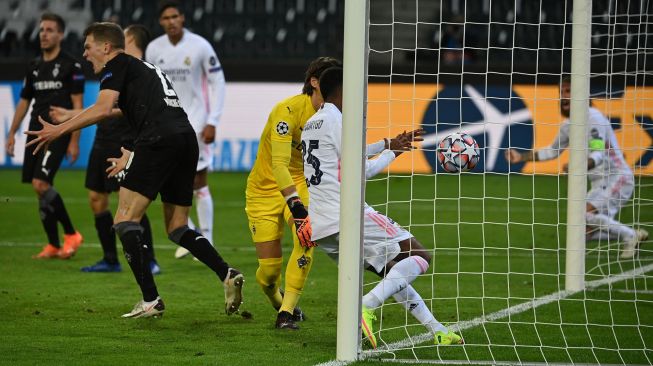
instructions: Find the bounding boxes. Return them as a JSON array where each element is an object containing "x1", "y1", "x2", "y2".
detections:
[
  {"x1": 95, "y1": 211, "x2": 118, "y2": 264},
  {"x1": 44, "y1": 188, "x2": 75, "y2": 235},
  {"x1": 38, "y1": 194, "x2": 60, "y2": 247},
  {"x1": 169, "y1": 226, "x2": 229, "y2": 281},
  {"x1": 115, "y1": 222, "x2": 158, "y2": 302},
  {"x1": 140, "y1": 214, "x2": 156, "y2": 262}
]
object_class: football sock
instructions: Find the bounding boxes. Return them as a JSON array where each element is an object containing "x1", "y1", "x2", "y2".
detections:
[
  {"x1": 38, "y1": 190, "x2": 60, "y2": 247},
  {"x1": 586, "y1": 212, "x2": 636, "y2": 240},
  {"x1": 44, "y1": 187, "x2": 75, "y2": 235},
  {"x1": 169, "y1": 225, "x2": 229, "y2": 281},
  {"x1": 140, "y1": 213, "x2": 156, "y2": 261},
  {"x1": 280, "y1": 236, "x2": 315, "y2": 313},
  {"x1": 115, "y1": 221, "x2": 158, "y2": 302},
  {"x1": 393, "y1": 285, "x2": 448, "y2": 334},
  {"x1": 194, "y1": 186, "x2": 214, "y2": 245},
  {"x1": 95, "y1": 210, "x2": 118, "y2": 264},
  {"x1": 188, "y1": 216, "x2": 196, "y2": 231},
  {"x1": 363, "y1": 256, "x2": 429, "y2": 309},
  {"x1": 256, "y1": 257, "x2": 283, "y2": 309}
]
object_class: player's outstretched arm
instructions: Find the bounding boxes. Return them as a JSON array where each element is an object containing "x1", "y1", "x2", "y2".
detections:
[
  {"x1": 25, "y1": 89, "x2": 120, "y2": 154},
  {"x1": 388, "y1": 128, "x2": 425, "y2": 157}
]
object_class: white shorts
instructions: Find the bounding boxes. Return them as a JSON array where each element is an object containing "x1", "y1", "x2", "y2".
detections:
[
  {"x1": 196, "y1": 135, "x2": 214, "y2": 172},
  {"x1": 316, "y1": 209, "x2": 412, "y2": 272},
  {"x1": 587, "y1": 174, "x2": 634, "y2": 218}
]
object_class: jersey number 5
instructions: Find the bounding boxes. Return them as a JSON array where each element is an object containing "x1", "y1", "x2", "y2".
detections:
[
  {"x1": 143, "y1": 61, "x2": 177, "y2": 97},
  {"x1": 302, "y1": 139, "x2": 323, "y2": 187}
]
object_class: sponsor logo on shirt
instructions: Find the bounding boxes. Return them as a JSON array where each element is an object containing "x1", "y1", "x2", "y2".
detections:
[{"x1": 33, "y1": 80, "x2": 63, "y2": 90}]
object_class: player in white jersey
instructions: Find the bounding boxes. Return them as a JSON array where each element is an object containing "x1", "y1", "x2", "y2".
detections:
[
  {"x1": 302, "y1": 67, "x2": 463, "y2": 348},
  {"x1": 506, "y1": 77, "x2": 648, "y2": 259},
  {"x1": 146, "y1": 1, "x2": 226, "y2": 258}
]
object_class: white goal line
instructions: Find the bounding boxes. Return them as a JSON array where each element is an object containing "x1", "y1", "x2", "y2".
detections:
[{"x1": 315, "y1": 263, "x2": 653, "y2": 366}]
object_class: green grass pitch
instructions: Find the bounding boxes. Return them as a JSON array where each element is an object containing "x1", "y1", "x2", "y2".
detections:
[{"x1": 1, "y1": 169, "x2": 651, "y2": 365}]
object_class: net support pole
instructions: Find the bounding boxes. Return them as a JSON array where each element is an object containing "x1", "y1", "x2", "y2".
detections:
[
  {"x1": 565, "y1": 0, "x2": 591, "y2": 292},
  {"x1": 337, "y1": 0, "x2": 369, "y2": 361}
]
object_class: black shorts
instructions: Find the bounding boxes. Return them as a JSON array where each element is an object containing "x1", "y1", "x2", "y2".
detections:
[
  {"x1": 85, "y1": 141, "x2": 122, "y2": 193},
  {"x1": 22, "y1": 134, "x2": 71, "y2": 184},
  {"x1": 121, "y1": 133, "x2": 198, "y2": 206}
]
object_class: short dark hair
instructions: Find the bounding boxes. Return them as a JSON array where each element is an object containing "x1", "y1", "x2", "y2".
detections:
[
  {"x1": 40, "y1": 12, "x2": 65, "y2": 33},
  {"x1": 84, "y1": 22, "x2": 125, "y2": 50},
  {"x1": 318, "y1": 67, "x2": 343, "y2": 101},
  {"x1": 158, "y1": 0, "x2": 183, "y2": 17},
  {"x1": 303, "y1": 56, "x2": 342, "y2": 95},
  {"x1": 125, "y1": 24, "x2": 151, "y2": 52}
]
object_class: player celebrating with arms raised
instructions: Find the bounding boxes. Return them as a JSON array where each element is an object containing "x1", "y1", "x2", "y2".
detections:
[
  {"x1": 5, "y1": 12, "x2": 84, "y2": 259},
  {"x1": 302, "y1": 67, "x2": 463, "y2": 348},
  {"x1": 505, "y1": 77, "x2": 648, "y2": 259},
  {"x1": 246, "y1": 56, "x2": 341, "y2": 329},
  {"x1": 26, "y1": 22, "x2": 244, "y2": 318},
  {"x1": 146, "y1": 1, "x2": 225, "y2": 257}
]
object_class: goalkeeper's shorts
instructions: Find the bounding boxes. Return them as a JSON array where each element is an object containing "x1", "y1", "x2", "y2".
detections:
[
  {"x1": 245, "y1": 185, "x2": 309, "y2": 243},
  {"x1": 317, "y1": 208, "x2": 412, "y2": 272}
]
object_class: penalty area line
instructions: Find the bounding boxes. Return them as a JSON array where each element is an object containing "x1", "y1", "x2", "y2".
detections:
[{"x1": 314, "y1": 263, "x2": 653, "y2": 366}]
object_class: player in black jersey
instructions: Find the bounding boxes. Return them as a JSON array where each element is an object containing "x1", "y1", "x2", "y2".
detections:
[
  {"x1": 5, "y1": 13, "x2": 84, "y2": 259},
  {"x1": 51, "y1": 25, "x2": 161, "y2": 275},
  {"x1": 27, "y1": 22, "x2": 244, "y2": 318}
]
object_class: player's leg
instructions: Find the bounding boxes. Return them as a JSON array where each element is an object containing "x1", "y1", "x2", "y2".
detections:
[
  {"x1": 277, "y1": 193, "x2": 314, "y2": 329},
  {"x1": 81, "y1": 189, "x2": 122, "y2": 272},
  {"x1": 165, "y1": 203, "x2": 244, "y2": 314},
  {"x1": 113, "y1": 186, "x2": 164, "y2": 318},
  {"x1": 193, "y1": 167, "x2": 214, "y2": 243},
  {"x1": 139, "y1": 213, "x2": 161, "y2": 275},
  {"x1": 21, "y1": 138, "x2": 61, "y2": 257},
  {"x1": 162, "y1": 132, "x2": 244, "y2": 315},
  {"x1": 247, "y1": 194, "x2": 286, "y2": 317}
]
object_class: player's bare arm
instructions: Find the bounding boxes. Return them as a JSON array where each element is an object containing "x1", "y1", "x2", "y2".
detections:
[
  {"x1": 25, "y1": 89, "x2": 119, "y2": 154},
  {"x1": 505, "y1": 148, "x2": 538, "y2": 163},
  {"x1": 5, "y1": 98, "x2": 31, "y2": 156},
  {"x1": 66, "y1": 93, "x2": 84, "y2": 164}
]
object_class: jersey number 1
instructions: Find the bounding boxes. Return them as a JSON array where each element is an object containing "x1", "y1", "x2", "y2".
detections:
[
  {"x1": 143, "y1": 61, "x2": 177, "y2": 97},
  {"x1": 302, "y1": 139, "x2": 323, "y2": 187}
]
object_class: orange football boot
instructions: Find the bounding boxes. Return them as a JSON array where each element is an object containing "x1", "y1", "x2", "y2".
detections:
[
  {"x1": 33, "y1": 244, "x2": 61, "y2": 259},
  {"x1": 59, "y1": 231, "x2": 83, "y2": 259}
]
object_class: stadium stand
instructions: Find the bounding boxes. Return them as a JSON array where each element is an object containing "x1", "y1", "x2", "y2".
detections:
[{"x1": 0, "y1": 0, "x2": 648, "y2": 83}]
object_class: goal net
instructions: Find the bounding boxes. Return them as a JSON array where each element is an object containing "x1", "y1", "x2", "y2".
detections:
[{"x1": 337, "y1": 0, "x2": 653, "y2": 364}]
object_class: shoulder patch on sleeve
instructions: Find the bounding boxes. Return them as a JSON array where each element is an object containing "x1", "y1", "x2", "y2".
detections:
[
  {"x1": 275, "y1": 121, "x2": 290, "y2": 136},
  {"x1": 209, "y1": 56, "x2": 217, "y2": 66},
  {"x1": 100, "y1": 72, "x2": 113, "y2": 84}
]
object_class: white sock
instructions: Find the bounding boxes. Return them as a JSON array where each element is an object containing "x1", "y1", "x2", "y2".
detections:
[
  {"x1": 363, "y1": 256, "x2": 429, "y2": 309},
  {"x1": 188, "y1": 217, "x2": 196, "y2": 231},
  {"x1": 393, "y1": 285, "x2": 447, "y2": 334},
  {"x1": 586, "y1": 212, "x2": 636, "y2": 241},
  {"x1": 194, "y1": 186, "x2": 214, "y2": 245}
]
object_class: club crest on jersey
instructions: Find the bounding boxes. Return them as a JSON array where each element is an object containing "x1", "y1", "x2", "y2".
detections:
[
  {"x1": 52, "y1": 64, "x2": 60, "y2": 77},
  {"x1": 184, "y1": 57, "x2": 191, "y2": 66},
  {"x1": 276, "y1": 121, "x2": 290, "y2": 136}
]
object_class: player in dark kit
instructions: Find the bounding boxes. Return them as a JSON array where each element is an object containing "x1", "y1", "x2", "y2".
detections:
[
  {"x1": 50, "y1": 25, "x2": 161, "y2": 274},
  {"x1": 5, "y1": 12, "x2": 84, "y2": 259},
  {"x1": 26, "y1": 22, "x2": 244, "y2": 318}
]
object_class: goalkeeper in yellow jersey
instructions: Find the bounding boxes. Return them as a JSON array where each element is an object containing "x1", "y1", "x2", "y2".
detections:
[{"x1": 246, "y1": 56, "x2": 341, "y2": 329}]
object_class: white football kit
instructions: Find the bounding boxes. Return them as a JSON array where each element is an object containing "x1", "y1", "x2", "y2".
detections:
[
  {"x1": 302, "y1": 103, "x2": 412, "y2": 272},
  {"x1": 536, "y1": 107, "x2": 634, "y2": 218},
  {"x1": 146, "y1": 29, "x2": 226, "y2": 171}
]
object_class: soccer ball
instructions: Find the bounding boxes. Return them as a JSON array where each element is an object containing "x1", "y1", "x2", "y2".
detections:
[{"x1": 437, "y1": 133, "x2": 480, "y2": 172}]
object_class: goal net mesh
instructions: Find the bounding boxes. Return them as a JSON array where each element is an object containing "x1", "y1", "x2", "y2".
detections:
[{"x1": 361, "y1": 0, "x2": 653, "y2": 364}]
